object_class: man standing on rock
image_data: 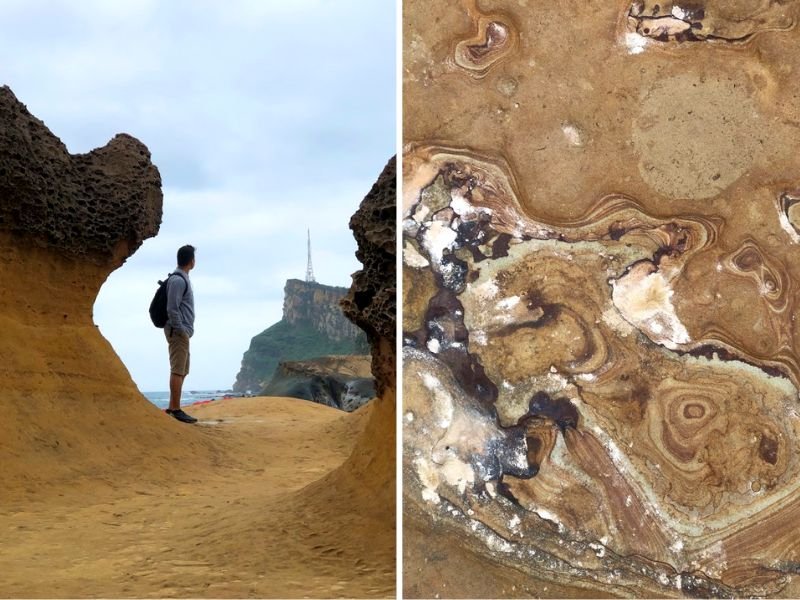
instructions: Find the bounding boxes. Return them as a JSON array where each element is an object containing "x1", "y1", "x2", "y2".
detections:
[{"x1": 165, "y1": 244, "x2": 197, "y2": 424}]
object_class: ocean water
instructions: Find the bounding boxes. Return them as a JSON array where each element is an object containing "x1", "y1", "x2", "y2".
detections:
[{"x1": 142, "y1": 389, "x2": 235, "y2": 409}]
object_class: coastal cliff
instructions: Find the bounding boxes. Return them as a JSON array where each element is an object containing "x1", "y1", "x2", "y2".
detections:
[
  {"x1": 283, "y1": 279, "x2": 363, "y2": 340},
  {"x1": 233, "y1": 279, "x2": 368, "y2": 393}
]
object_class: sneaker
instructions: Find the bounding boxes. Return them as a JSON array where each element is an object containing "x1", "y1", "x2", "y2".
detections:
[{"x1": 166, "y1": 409, "x2": 198, "y2": 424}]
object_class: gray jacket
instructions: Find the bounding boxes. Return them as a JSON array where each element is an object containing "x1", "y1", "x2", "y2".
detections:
[{"x1": 166, "y1": 269, "x2": 195, "y2": 337}]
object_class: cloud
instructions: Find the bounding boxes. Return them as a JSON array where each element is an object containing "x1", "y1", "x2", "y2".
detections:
[{"x1": 0, "y1": 0, "x2": 396, "y2": 390}]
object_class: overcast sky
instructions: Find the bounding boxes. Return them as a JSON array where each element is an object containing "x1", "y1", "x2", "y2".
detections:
[{"x1": 0, "y1": 0, "x2": 396, "y2": 391}]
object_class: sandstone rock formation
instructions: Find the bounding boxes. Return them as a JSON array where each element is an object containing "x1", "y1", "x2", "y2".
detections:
[
  {"x1": 262, "y1": 355, "x2": 375, "y2": 412},
  {"x1": 341, "y1": 156, "x2": 397, "y2": 398},
  {"x1": 0, "y1": 86, "x2": 213, "y2": 496},
  {"x1": 0, "y1": 86, "x2": 161, "y2": 264},
  {"x1": 404, "y1": 2, "x2": 800, "y2": 597},
  {"x1": 233, "y1": 279, "x2": 367, "y2": 393},
  {"x1": 316, "y1": 154, "x2": 397, "y2": 578},
  {"x1": 250, "y1": 156, "x2": 397, "y2": 595},
  {"x1": 210, "y1": 155, "x2": 397, "y2": 596}
]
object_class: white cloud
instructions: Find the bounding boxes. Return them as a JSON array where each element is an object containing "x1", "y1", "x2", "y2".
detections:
[{"x1": 0, "y1": 0, "x2": 396, "y2": 390}]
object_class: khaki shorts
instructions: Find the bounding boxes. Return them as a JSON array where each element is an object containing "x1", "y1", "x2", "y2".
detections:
[{"x1": 165, "y1": 326, "x2": 190, "y2": 376}]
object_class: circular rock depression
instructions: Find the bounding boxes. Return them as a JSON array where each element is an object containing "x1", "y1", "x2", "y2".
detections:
[{"x1": 632, "y1": 73, "x2": 762, "y2": 200}]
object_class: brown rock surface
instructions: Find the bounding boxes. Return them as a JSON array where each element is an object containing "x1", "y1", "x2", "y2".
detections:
[
  {"x1": 404, "y1": 1, "x2": 800, "y2": 597},
  {"x1": 0, "y1": 397, "x2": 393, "y2": 597},
  {"x1": 338, "y1": 152, "x2": 397, "y2": 558},
  {"x1": 342, "y1": 156, "x2": 397, "y2": 398},
  {"x1": 262, "y1": 355, "x2": 375, "y2": 411},
  {"x1": 276, "y1": 354, "x2": 374, "y2": 380}
]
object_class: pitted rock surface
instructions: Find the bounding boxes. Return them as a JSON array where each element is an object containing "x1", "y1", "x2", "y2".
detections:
[
  {"x1": 341, "y1": 156, "x2": 396, "y2": 396},
  {"x1": 0, "y1": 86, "x2": 162, "y2": 264}
]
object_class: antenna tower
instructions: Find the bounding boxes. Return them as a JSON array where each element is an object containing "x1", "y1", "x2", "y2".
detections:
[{"x1": 305, "y1": 228, "x2": 316, "y2": 283}]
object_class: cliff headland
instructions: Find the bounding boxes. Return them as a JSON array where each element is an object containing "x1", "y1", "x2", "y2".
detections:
[{"x1": 234, "y1": 279, "x2": 368, "y2": 395}]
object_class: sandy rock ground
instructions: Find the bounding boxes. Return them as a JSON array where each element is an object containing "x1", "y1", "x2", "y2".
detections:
[{"x1": 0, "y1": 396, "x2": 394, "y2": 598}]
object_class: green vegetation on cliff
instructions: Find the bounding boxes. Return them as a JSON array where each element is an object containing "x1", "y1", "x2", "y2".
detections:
[{"x1": 233, "y1": 319, "x2": 368, "y2": 393}]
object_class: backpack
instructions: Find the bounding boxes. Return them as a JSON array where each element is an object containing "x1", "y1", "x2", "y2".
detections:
[{"x1": 149, "y1": 273, "x2": 182, "y2": 328}]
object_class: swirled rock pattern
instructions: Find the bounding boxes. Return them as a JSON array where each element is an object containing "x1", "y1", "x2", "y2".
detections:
[
  {"x1": 453, "y1": 17, "x2": 516, "y2": 78},
  {"x1": 404, "y1": 1, "x2": 800, "y2": 597},
  {"x1": 626, "y1": 0, "x2": 797, "y2": 44}
]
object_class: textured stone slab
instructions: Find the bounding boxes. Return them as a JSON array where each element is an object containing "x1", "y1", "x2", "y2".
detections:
[{"x1": 403, "y1": 1, "x2": 800, "y2": 597}]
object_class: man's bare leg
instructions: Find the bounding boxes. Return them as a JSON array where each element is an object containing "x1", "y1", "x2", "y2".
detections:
[{"x1": 169, "y1": 373, "x2": 184, "y2": 411}]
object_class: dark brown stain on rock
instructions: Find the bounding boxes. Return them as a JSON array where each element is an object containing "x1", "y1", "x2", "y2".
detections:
[
  {"x1": 520, "y1": 391, "x2": 580, "y2": 433},
  {"x1": 759, "y1": 433, "x2": 779, "y2": 465}
]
